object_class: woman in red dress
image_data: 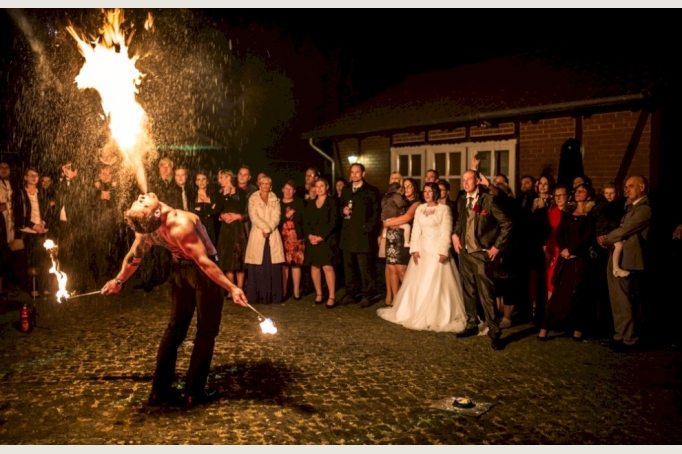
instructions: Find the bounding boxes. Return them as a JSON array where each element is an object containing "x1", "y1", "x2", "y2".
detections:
[{"x1": 545, "y1": 184, "x2": 570, "y2": 298}]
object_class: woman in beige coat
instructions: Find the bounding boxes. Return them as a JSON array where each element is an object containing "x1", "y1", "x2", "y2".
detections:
[{"x1": 245, "y1": 175, "x2": 285, "y2": 304}]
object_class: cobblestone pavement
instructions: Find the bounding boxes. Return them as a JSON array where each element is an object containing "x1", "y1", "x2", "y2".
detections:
[{"x1": 1, "y1": 284, "x2": 681, "y2": 445}]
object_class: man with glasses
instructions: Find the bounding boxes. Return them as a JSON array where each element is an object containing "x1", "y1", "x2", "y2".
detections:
[{"x1": 297, "y1": 167, "x2": 320, "y2": 201}]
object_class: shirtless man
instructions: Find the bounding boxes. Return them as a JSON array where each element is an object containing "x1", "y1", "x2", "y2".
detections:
[{"x1": 101, "y1": 193, "x2": 247, "y2": 407}]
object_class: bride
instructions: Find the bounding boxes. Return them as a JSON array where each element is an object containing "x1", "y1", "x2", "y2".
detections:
[{"x1": 377, "y1": 182, "x2": 466, "y2": 332}]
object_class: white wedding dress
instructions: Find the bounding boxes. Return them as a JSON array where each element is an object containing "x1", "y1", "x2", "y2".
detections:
[{"x1": 377, "y1": 203, "x2": 466, "y2": 332}]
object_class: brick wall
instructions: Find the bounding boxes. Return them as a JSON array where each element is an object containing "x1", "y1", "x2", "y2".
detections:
[
  {"x1": 428, "y1": 128, "x2": 466, "y2": 141},
  {"x1": 519, "y1": 117, "x2": 575, "y2": 182},
  {"x1": 336, "y1": 110, "x2": 652, "y2": 195},
  {"x1": 470, "y1": 122, "x2": 515, "y2": 138},
  {"x1": 393, "y1": 132, "x2": 426, "y2": 144},
  {"x1": 336, "y1": 136, "x2": 391, "y2": 191},
  {"x1": 582, "y1": 112, "x2": 650, "y2": 189}
]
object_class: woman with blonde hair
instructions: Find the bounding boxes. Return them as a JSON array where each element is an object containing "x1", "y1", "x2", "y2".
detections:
[{"x1": 245, "y1": 175, "x2": 285, "y2": 304}]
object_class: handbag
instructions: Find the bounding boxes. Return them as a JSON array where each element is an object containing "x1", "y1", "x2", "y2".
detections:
[
  {"x1": 9, "y1": 238, "x2": 25, "y2": 251},
  {"x1": 378, "y1": 235, "x2": 386, "y2": 258},
  {"x1": 551, "y1": 256, "x2": 566, "y2": 288}
]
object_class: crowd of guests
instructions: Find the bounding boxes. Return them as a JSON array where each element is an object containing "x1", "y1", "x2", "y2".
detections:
[{"x1": 0, "y1": 154, "x2": 673, "y2": 353}]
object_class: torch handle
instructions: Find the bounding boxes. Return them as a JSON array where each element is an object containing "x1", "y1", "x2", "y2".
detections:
[
  {"x1": 67, "y1": 291, "x2": 102, "y2": 299},
  {"x1": 246, "y1": 303, "x2": 266, "y2": 320}
]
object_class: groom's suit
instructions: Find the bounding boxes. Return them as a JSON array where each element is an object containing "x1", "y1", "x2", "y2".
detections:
[
  {"x1": 453, "y1": 187, "x2": 512, "y2": 339},
  {"x1": 602, "y1": 195, "x2": 651, "y2": 346}
]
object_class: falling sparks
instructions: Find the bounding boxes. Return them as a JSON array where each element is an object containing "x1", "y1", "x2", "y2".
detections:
[
  {"x1": 66, "y1": 9, "x2": 151, "y2": 193},
  {"x1": 43, "y1": 240, "x2": 69, "y2": 303}
]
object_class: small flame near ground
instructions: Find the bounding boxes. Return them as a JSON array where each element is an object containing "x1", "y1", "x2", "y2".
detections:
[
  {"x1": 43, "y1": 239, "x2": 69, "y2": 303},
  {"x1": 259, "y1": 318, "x2": 278, "y2": 334}
]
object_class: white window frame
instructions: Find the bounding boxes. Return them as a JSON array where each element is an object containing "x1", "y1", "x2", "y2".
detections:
[{"x1": 390, "y1": 139, "x2": 517, "y2": 189}]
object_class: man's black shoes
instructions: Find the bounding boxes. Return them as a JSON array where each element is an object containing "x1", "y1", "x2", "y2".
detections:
[
  {"x1": 455, "y1": 327, "x2": 479, "y2": 338},
  {"x1": 146, "y1": 387, "x2": 217, "y2": 408},
  {"x1": 182, "y1": 388, "x2": 218, "y2": 408},
  {"x1": 611, "y1": 340, "x2": 637, "y2": 353},
  {"x1": 491, "y1": 335, "x2": 503, "y2": 351},
  {"x1": 339, "y1": 294, "x2": 356, "y2": 306},
  {"x1": 146, "y1": 388, "x2": 182, "y2": 407}
]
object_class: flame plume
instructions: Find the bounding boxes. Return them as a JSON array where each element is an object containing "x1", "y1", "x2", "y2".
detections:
[{"x1": 66, "y1": 9, "x2": 152, "y2": 193}]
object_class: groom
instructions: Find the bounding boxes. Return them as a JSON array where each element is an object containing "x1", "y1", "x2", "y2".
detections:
[{"x1": 452, "y1": 170, "x2": 512, "y2": 350}]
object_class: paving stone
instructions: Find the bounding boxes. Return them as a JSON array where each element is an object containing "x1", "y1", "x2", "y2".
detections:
[{"x1": 1, "y1": 284, "x2": 681, "y2": 444}]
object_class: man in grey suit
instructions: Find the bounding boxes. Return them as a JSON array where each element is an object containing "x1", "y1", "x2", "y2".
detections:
[{"x1": 599, "y1": 175, "x2": 651, "y2": 352}]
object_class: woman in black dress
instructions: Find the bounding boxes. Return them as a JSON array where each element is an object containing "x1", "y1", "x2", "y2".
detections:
[
  {"x1": 537, "y1": 183, "x2": 596, "y2": 342},
  {"x1": 215, "y1": 170, "x2": 248, "y2": 294},
  {"x1": 193, "y1": 171, "x2": 218, "y2": 246},
  {"x1": 303, "y1": 178, "x2": 339, "y2": 308}
]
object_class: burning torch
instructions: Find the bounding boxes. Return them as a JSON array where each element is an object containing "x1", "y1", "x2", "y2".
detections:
[{"x1": 43, "y1": 239, "x2": 70, "y2": 303}]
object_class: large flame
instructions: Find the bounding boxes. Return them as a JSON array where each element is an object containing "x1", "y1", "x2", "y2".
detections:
[
  {"x1": 66, "y1": 9, "x2": 151, "y2": 192},
  {"x1": 43, "y1": 240, "x2": 69, "y2": 303}
]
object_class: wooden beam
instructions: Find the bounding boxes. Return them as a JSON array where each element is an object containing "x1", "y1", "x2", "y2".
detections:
[
  {"x1": 615, "y1": 110, "x2": 649, "y2": 188},
  {"x1": 649, "y1": 108, "x2": 661, "y2": 190}
]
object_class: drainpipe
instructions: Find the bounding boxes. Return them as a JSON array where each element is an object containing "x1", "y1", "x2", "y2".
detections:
[{"x1": 308, "y1": 138, "x2": 335, "y2": 189}]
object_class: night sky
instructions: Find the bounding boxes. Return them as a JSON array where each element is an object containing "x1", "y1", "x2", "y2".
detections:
[{"x1": 0, "y1": 7, "x2": 673, "y2": 182}]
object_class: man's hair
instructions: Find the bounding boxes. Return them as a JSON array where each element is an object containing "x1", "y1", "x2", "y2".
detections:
[
  {"x1": 283, "y1": 179, "x2": 297, "y2": 189},
  {"x1": 238, "y1": 165, "x2": 251, "y2": 173},
  {"x1": 627, "y1": 175, "x2": 648, "y2": 193},
  {"x1": 495, "y1": 173, "x2": 509, "y2": 184},
  {"x1": 159, "y1": 157, "x2": 174, "y2": 167},
  {"x1": 125, "y1": 208, "x2": 163, "y2": 234},
  {"x1": 553, "y1": 184, "x2": 570, "y2": 195},
  {"x1": 426, "y1": 169, "x2": 439, "y2": 179},
  {"x1": 350, "y1": 163, "x2": 366, "y2": 173},
  {"x1": 306, "y1": 167, "x2": 320, "y2": 177},
  {"x1": 520, "y1": 175, "x2": 536, "y2": 184}
]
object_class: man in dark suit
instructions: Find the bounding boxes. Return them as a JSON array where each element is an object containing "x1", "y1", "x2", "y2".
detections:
[
  {"x1": 599, "y1": 175, "x2": 651, "y2": 352},
  {"x1": 338, "y1": 163, "x2": 382, "y2": 308},
  {"x1": 452, "y1": 170, "x2": 512, "y2": 350},
  {"x1": 55, "y1": 161, "x2": 94, "y2": 293},
  {"x1": 173, "y1": 165, "x2": 195, "y2": 212}
]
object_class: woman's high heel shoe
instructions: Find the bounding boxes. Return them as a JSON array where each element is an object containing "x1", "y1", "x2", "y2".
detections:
[
  {"x1": 326, "y1": 298, "x2": 338, "y2": 309},
  {"x1": 314, "y1": 293, "x2": 325, "y2": 305}
]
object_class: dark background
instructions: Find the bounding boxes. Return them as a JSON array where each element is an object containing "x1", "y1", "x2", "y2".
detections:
[{"x1": 0, "y1": 8, "x2": 673, "y2": 186}]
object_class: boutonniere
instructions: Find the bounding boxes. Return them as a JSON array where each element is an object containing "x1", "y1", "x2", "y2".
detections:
[
  {"x1": 472, "y1": 204, "x2": 481, "y2": 214},
  {"x1": 479, "y1": 209, "x2": 488, "y2": 216}
]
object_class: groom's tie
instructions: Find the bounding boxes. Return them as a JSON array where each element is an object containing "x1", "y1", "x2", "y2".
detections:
[{"x1": 466, "y1": 196, "x2": 473, "y2": 211}]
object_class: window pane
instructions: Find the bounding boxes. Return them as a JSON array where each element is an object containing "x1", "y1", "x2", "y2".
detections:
[
  {"x1": 449, "y1": 178, "x2": 460, "y2": 198},
  {"x1": 434, "y1": 153, "x2": 446, "y2": 177},
  {"x1": 475, "y1": 151, "x2": 491, "y2": 176},
  {"x1": 496, "y1": 150, "x2": 509, "y2": 177},
  {"x1": 410, "y1": 155, "x2": 421, "y2": 177},
  {"x1": 398, "y1": 155, "x2": 409, "y2": 176},
  {"x1": 449, "y1": 152, "x2": 461, "y2": 176}
]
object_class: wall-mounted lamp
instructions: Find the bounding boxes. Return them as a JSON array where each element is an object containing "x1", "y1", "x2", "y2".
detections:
[{"x1": 347, "y1": 155, "x2": 359, "y2": 164}]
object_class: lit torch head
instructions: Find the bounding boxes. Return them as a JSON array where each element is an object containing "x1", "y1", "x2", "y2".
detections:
[
  {"x1": 259, "y1": 318, "x2": 278, "y2": 335},
  {"x1": 43, "y1": 239, "x2": 69, "y2": 303}
]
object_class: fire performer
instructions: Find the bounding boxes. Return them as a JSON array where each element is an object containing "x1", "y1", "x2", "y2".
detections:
[{"x1": 101, "y1": 192, "x2": 248, "y2": 407}]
